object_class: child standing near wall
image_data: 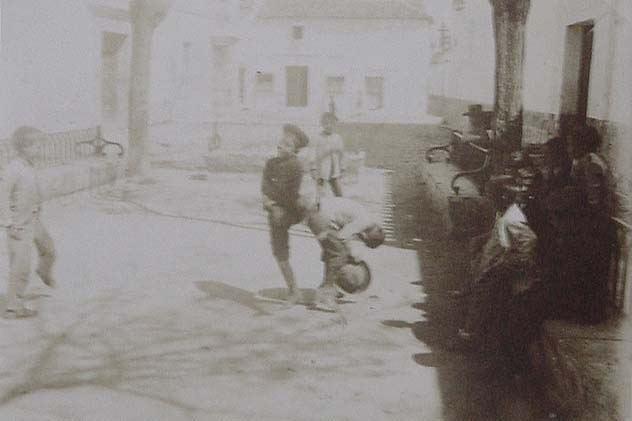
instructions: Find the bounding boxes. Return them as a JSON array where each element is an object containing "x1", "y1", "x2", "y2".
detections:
[
  {"x1": 4, "y1": 127, "x2": 57, "y2": 319},
  {"x1": 310, "y1": 112, "x2": 346, "y2": 198},
  {"x1": 261, "y1": 124, "x2": 310, "y2": 304}
]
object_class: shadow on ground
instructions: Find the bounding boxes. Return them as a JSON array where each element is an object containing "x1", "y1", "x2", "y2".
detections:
[{"x1": 353, "y1": 124, "x2": 555, "y2": 420}]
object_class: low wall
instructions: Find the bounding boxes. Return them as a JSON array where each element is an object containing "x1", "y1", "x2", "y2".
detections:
[{"x1": 0, "y1": 128, "x2": 126, "y2": 218}]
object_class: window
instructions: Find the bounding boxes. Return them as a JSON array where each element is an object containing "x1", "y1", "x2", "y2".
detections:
[
  {"x1": 326, "y1": 76, "x2": 345, "y2": 97},
  {"x1": 292, "y1": 25, "x2": 304, "y2": 40},
  {"x1": 286, "y1": 66, "x2": 309, "y2": 107},
  {"x1": 255, "y1": 72, "x2": 274, "y2": 93},
  {"x1": 453, "y1": 0, "x2": 465, "y2": 11},
  {"x1": 212, "y1": 44, "x2": 232, "y2": 107},
  {"x1": 238, "y1": 67, "x2": 246, "y2": 105},
  {"x1": 182, "y1": 42, "x2": 192, "y2": 86},
  {"x1": 240, "y1": 0, "x2": 255, "y2": 11},
  {"x1": 437, "y1": 23, "x2": 452, "y2": 53},
  {"x1": 365, "y1": 76, "x2": 384, "y2": 110}
]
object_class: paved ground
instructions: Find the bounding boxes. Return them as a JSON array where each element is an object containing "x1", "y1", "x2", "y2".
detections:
[
  {"x1": 0, "y1": 126, "x2": 437, "y2": 420},
  {"x1": 0, "y1": 178, "x2": 433, "y2": 420},
  {"x1": 0, "y1": 122, "x2": 575, "y2": 420}
]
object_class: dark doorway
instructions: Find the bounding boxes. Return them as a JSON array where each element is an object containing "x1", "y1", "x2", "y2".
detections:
[
  {"x1": 286, "y1": 65, "x2": 309, "y2": 107},
  {"x1": 560, "y1": 21, "x2": 594, "y2": 135}
]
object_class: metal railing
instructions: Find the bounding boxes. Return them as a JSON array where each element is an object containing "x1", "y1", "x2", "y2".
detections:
[
  {"x1": 450, "y1": 134, "x2": 491, "y2": 195},
  {"x1": 0, "y1": 127, "x2": 124, "y2": 170},
  {"x1": 425, "y1": 128, "x2": 491, "y2": 195}
]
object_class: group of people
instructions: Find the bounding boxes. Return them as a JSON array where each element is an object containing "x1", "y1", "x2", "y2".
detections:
[
  {"x1": 450, "y1": 123, "x2": 613, "y2": 358},
  {"x1": 535, "y1": 124, "x2": 613, "y2": 323},
  {"x1": 2, "y1": 113, "x2": 384, "y2": 319},
  {"x1": 261, "y1": 112, "x2": 385, "y2": 312}
]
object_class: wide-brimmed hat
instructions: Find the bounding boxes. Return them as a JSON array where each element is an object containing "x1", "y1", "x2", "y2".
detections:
[{"x1": 463, "y1": 104, "x2": 484, "y2": 116}]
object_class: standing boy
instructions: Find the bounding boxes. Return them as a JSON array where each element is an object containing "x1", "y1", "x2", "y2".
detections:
[
  {"x1": 310, "y1": 112, "x2": 345, "y2": 198},
  {"x1": 303, "y1": 196, "x2": 385, "y2": 312},
  {"x1": 4, "y1": 126, "x2": 57, "y2": 319},
  {"x1": 262, "y1": 124, "x2": 310, "y2": 304}
]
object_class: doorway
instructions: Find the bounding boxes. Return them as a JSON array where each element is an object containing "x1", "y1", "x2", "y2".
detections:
[
  {"x1": 286, "y1": 66, "x2": 309, "y2": 107},
  {"x1": 559, "y1": 21, "x2": 594, "y2": 135}
]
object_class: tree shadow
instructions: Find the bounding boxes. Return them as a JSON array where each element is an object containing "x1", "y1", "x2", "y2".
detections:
[
  {"x1": 194, "y1": 280, "x2": 277, "y2": 315},
  {"x1": 0, "y1": 286, "x2": 397, "y2": 418},
  {"x1": 367, "y1": 123, "x2": 552, "y2": 419},
  {"x1": 256, "y1": 287, "x2": 317, "y2": 306}
]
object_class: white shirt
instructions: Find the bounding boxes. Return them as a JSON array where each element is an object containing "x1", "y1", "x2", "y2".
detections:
[
  {"x1": 314, "y1": 197, "x2": 374, "y2": 241},
  {"x1": 4, "y1": 158, "x2": 42, "y2": 227},
  {"x1": 310, "y1": 132, "x2": 345, "y2": 179}
]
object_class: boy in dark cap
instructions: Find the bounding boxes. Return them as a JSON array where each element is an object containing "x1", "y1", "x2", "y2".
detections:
[{"x1": 261, "y1": 124, "x2": 310, "y2": 304}]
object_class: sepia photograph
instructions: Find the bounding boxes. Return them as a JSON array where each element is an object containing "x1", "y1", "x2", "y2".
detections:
[{"x1": 0, "y1": 0, "x2": 631, "y2": 419}]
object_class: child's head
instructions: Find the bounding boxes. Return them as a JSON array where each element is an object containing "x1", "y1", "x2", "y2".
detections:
[
  {"x1": 278, "y1": 124, "x2": 309, "y2": 158},
  {"x1": 11, "y1": 126, "x2": 44, "y2": 161},
  {"x1": 359, "y1": 223, "x2": 385, "y2": 249},
  {"x1": 320, "y1": 112, "x2": 337, "y2": 135}
]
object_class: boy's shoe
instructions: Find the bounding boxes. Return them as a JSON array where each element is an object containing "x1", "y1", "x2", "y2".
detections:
[
  {"x1": 317, "y1": 282, "x2": 344, "y2": 299},
  {"x1": 36, "y1": 269, "x2": 56, "y2": 288},
  {"x1": 286, "y1": 289, "x2": 302, "y2": 306},
  {"x1": 3, "y1": 307, "x2": 38, "y2": 319},
  {"x1": 313, "y1": 287, "x2": 337, "y2": 312}
]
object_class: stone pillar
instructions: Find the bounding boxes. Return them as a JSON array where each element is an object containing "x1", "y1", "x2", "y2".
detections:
[
  {"x1": 127, "y1": 0, "x2": 171, "y2": 176},
  {"x1": 489, "y1": 0, "x2": 530, "y2": 171}
]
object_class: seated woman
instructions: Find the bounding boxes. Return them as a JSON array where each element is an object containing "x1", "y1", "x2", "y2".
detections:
[
  {"x1": 565, "y1": 125, "x2": 613, "y2": 323},
  {"x1": 451, "y1": 180, "x2": 539, "y2": 353}
]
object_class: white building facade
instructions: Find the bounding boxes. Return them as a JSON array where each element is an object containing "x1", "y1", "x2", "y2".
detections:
[
  {"x1": 428, "y1": 0, "x2": 632, "y2": 201},
  {"x1": 229, "y1": 0, "x2": 433, "y2": 125},
  {"x1": 0, "y1": 0, "x2": 106, "y2": 139}
]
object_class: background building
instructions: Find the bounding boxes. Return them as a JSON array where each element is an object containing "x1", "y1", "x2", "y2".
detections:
[
  {"x1": 0, "y1": 0, "x2": 105, "y2": 139},
  {"x1": 428, "y1": 0, "x2": 632, "y2": 208},
  {"x1": 233, "y1": 0, "x2": 433, "y2": 124}
]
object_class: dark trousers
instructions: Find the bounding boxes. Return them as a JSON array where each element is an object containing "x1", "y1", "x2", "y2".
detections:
[{"x1": 306, "y1": 212, "x2": 350, "y2": 289}]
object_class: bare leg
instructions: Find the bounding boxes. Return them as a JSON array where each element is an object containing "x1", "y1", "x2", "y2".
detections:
[
  {"x1": 329, "y1": 178, "x2": 343, "y2": 197},
  {"x1": 5, "y1": 227, "x2": 36, "y2": 318},
  {"x1": 277, "y1": 259, "x2": 301, "y2": 304},
  {"x1": 34, "y1": 219, "x2": 56, "y2": 287}
]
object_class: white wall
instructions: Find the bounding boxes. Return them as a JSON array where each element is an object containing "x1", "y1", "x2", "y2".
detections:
[
  {"x1": 429, "y1": 0, "x2": 632, "y2": 193},
  {"x1": 432, "y1": 0, "x2": 631, "y2": 124},
  {"x1": 428, "y1": 0, "x2": 494, "y2": 105},
  {"x1": 151, "y1": 6, "x2": 216, "y2": 123},
  {"x1": 1, "y1": 0, "x2": 101, "y2": 138},
  {"x1": 235, "y1": 17, "x2": 431, "y2": 122},
  {"x1": 0, "y1": 0, "x2": 8, "y2": 138}
]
